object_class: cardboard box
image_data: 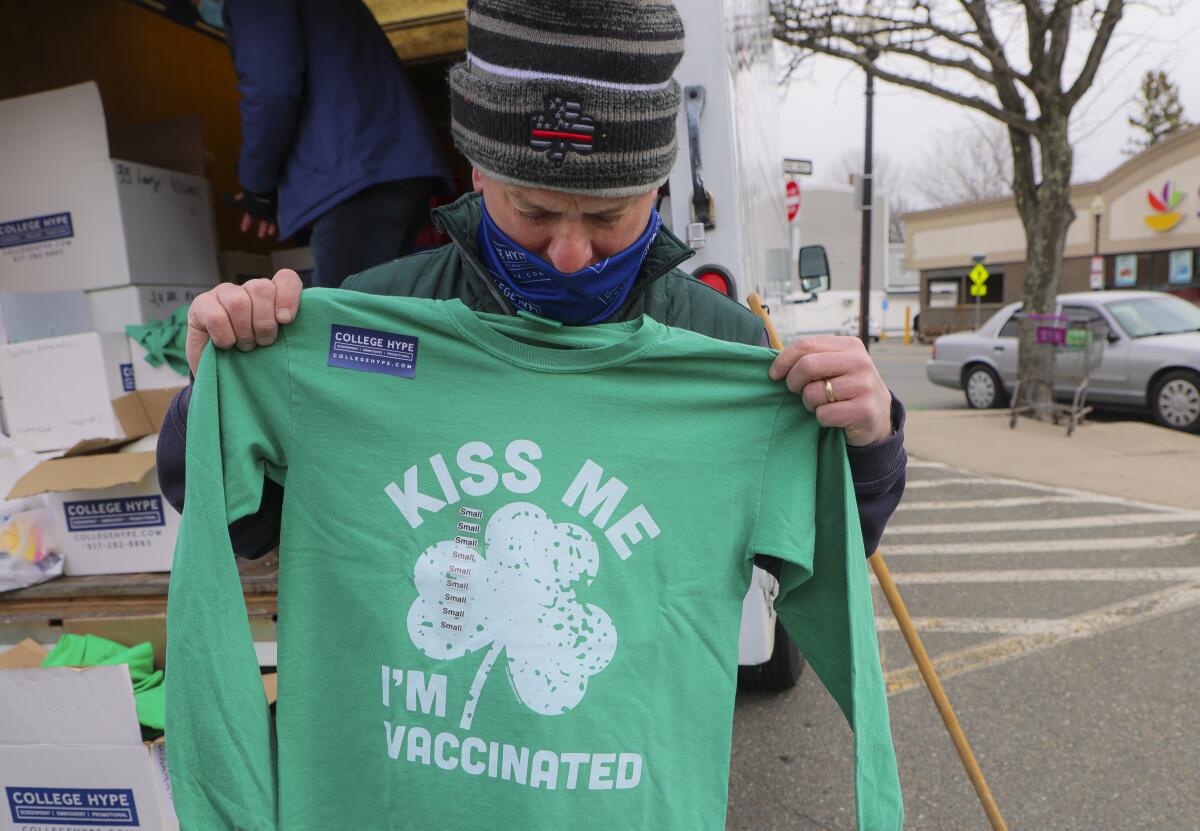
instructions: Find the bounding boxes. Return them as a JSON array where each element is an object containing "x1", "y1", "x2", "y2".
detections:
[
  {"x1": 0, "y1": 82, "x2": 219, "y2": 292},
  {"x1": 0, "y1": 290, "x2": 91, "y2": 345},
  {"x1": 0, "y1": 333, "x2": 134, "y2": 452},
  {"x1": 89, "y1": 284, "x2": 212, "y2": 333},
  {"x1": 6, "y1": 389, "x2": 183, "y2": 575},
  {"x1": 0, "y1": 626, "x2": 277, "y2": 831},
  {"x1": 219, "y1": 251, "x2": 273, "y2": 284},
  {"x1": 128, "y1": 338, "x2": 190, "y2": 391},
  {"x1": 0, "y1": 639, "x2": 179, "y2": 831}
]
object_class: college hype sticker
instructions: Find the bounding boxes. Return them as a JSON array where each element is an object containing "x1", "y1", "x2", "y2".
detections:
[
  {"x1": 6, "y1": 786, "x2": 140, "y2": 826},
  {"x1": 328, "y1": 324, "x2": 418, "y2": 379},
  {"x1": 0, "y1": 212, "x2": 74, "y2": 249},
  {"x1": 63, "y1": 497, "x2": 165, "y2": 533}
]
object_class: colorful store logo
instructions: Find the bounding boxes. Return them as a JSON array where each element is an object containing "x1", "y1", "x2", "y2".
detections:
[{"x1": 1145, "y1": 182, "x2": 1184, "y2": 232}]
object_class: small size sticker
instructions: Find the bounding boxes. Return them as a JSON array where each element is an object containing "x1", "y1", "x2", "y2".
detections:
[
  {"x1": 328, "y1": 324, "x2": 418, "y2": 379},
  {"x1": 120, "y1": 362, "x2": 136, "y2": 392}
]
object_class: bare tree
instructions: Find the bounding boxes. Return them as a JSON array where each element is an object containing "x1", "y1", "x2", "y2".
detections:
[
  {"x1": 828, "y1": 148, "x2": 910, "y2": 240},
  {"x1": 1125, "y1": 69, "x2": 1190, "y2": 155},
  {"x1": 911, "y1": 119, "x2": 1015, "y2": 207},
  {"x1": 771, "y1": 0, "x2": 1129, "y2": 407}
]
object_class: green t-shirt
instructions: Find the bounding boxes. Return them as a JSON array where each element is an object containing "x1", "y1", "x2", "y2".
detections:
[{"x1": 165, "y1": 289, "x2": 901, "y2": 830}]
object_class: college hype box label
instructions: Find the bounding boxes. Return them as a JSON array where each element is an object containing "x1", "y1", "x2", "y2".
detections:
[
  {"x1": 63, "y1": 496, "x2": 166, "y2": 534},
  {"x1": 6, "y1": 786, "x2": 141, "y2": 827},
  {"x1": 0, "y1": 212, "x2": 74, "y2": 249}
]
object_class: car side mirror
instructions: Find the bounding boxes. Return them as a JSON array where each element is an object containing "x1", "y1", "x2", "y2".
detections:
[
  {"x1": 1107, "y1": 331, "x2": 1120, "y2": 343},
  {"x1": 798, "y1": 245, "x2": 831, "y2": 294}
]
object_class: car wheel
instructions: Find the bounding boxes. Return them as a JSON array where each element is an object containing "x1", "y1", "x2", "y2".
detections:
[
  {"x1": 964, "y1": 364, "x2": 1004, "y2": 409},
  {"x1": 1151, "y1": 370, "x2": 1200, "y2": 433},
  {"x1": 738, "y1": 619, "x2": 805, "y2": 691}
]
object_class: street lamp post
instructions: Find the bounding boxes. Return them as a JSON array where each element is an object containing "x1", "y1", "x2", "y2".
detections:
[{"x1": 858, "y1": 17, "x2": 882, "y2": 352}]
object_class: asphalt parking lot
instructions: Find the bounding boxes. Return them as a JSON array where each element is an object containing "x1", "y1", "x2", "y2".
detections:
[
  {"x1": 728, "y1": 457, "x2": 1199, "y2": 830},
  {"x1": 726, "y1": 341, "x2": 1199, "y2": 829}
]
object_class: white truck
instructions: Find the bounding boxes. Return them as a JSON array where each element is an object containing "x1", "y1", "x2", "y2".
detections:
[{"x1": 661, "y1": 0, "x2": 835, "y2": 690}]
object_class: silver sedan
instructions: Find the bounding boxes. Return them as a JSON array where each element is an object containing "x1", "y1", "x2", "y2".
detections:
[{"x1": 926, "y1": 290, "x2": 1200, "y2": 432}]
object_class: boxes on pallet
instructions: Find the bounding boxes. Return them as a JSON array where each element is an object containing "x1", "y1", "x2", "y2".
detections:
[
  {"x1": 6, "y1": 389, "x2": 182, "y2": 575},
  {"x1": 0, "y1": 290, "x2": 91, "y2": 345},
  {"x1": 89, "y1": 284, "x2": 210, "y2": 333},
  {"x1": 0, "y1": 82, "x2": 219, "y2": 292}
]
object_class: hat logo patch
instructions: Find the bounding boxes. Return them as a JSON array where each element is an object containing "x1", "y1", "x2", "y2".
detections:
[{"x1": 530, "y1": 97, "x2": 597, "y2": 164}]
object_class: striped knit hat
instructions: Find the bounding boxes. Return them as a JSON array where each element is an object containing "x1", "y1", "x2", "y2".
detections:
[{"x1": 449, "y1": 0, "x2": 685, "y2": 197}]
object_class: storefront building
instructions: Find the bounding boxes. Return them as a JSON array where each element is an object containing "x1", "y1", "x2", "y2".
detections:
[{"x1": 903, "y1": 125, "x2": 1200, "y2": 337}]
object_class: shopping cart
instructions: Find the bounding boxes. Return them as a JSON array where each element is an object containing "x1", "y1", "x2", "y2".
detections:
[{"x1": 1009, "y1": 312, "x2": 1106, "y2": 436}]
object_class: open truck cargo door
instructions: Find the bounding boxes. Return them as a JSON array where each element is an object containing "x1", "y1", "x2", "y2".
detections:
[{"x1": 367, "y1": 0, "x2": 467, "y2": 63}]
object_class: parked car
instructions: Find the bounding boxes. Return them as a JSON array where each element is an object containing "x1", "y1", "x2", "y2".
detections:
[{"x1": 926, "y1": 290, "x2": 1200, "y2": 432}]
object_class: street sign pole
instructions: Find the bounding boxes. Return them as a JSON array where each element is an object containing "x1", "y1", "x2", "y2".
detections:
[{"x1": 968, "y1": 258, "x2": 989, "y2": 332}]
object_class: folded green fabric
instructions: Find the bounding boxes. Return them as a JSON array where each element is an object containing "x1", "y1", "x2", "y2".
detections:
[
  {"x1": 42, "y1": 633, "x2": 165, "y2": 734},
  {"x1": 127, "y1": 305, "x2": 190, "y2": 376}
]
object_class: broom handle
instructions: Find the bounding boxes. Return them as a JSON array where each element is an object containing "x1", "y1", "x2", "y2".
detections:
[
  {"x1": 871, "y1": 553, "x2": 1008, "y2": 831},
  {"x1": 746, "y1": 292, "x2": 1007, "y2": 831}
]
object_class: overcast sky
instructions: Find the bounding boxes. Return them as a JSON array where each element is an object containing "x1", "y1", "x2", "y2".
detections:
[{"x1": 777, "y1": 2, "x2": 1200, "y2": 205}]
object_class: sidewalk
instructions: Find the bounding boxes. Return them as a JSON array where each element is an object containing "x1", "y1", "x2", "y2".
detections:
[{"x1": 903, "y1": 409, "x2": 1200, "y2": 511}]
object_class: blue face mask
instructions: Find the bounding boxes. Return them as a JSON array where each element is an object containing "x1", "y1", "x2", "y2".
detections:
[{"x1": 477, "y1": 199, "x2": 662, "y2": 326}]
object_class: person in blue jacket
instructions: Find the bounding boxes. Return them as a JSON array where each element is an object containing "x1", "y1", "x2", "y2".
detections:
[{"x1": 224, "y1": 0, "x2": 450, "y2": 287}]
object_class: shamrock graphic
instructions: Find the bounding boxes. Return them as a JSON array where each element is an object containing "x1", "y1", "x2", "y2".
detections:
[
  {"x1": 529, "y1": 97, "x2": 597, "y2": 164},
  {"x1": 407, "y1": 502, "x2": 617, "y2": 730}
]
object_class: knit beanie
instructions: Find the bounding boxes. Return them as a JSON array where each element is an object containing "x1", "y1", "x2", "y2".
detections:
[{"x1": 449, "y1": 0, "x2": 685, "y2": 198}]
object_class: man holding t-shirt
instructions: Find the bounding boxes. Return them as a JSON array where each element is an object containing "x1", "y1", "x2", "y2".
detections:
[{"x1": 159, "y1": 0, "x2": 906, "y2": 563}]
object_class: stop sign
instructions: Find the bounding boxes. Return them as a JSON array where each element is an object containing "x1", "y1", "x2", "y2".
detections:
[{"x1": 786, "y1": 179, "x2": 801, "y2": 222}]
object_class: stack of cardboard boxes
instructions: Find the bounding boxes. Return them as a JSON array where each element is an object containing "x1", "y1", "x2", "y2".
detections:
[
  {"x1": 0, "y1": 81, "x2": 226, "y2": 578},
  {"x1": 0, "y1": 81, "x2": 287, "y2": 831},
  {"x1": 0, "y1": 81, "x2": 243, "y2": 831}
]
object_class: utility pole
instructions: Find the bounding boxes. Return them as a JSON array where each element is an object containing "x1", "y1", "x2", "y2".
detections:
[{"x1": 858, "y1": 40, "x2": 879, "y2": 352}]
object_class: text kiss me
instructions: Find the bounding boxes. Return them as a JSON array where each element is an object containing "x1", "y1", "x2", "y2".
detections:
[{"x1": 384, "y1": 438, "x2": 659, "y2": 560}]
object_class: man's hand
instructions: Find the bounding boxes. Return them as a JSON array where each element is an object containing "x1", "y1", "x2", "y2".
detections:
[
  {"x1": 768, "y1": 335, "x2": 893, "y2": 447},
  {"x1": 186, "y1": 270, "x2": 303, "y2": 375},
  {"x1": 234, "y1": 190, "x2": 278, "y2": 240}
]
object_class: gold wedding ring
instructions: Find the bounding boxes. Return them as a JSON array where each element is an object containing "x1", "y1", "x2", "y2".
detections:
[{"x1": 825, "y1": 379, "x2": 837, "y2": 404}]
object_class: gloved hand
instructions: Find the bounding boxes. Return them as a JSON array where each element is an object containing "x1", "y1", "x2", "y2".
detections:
[{"x1": 234, "y1": 190, "x2": 278, "y2": 239}]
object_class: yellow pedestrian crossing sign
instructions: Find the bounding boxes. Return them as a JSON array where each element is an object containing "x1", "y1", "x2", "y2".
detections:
[
  {"x1": 969, "y1": 263, "x2": 989, "y2": 286},
  {"x1": 970, "y1": 283, "x2": 987, "y2": 297}
]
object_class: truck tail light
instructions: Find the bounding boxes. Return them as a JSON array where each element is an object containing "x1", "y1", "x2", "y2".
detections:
[{"x1": 693, "y1": 265, "x2": 738, "y2": 299}]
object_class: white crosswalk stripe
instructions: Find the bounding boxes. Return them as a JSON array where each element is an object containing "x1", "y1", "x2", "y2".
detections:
[
  {"x1": 881, "y1": 532, "x2": 1196, "y2": 556},
  {"x1": 885, "y1": 512, "x2": 1200, "y2": 535},
  {"x1": 875, "y1": 566, "x2": 1200, "y2": 584},
  {"x1": 896, "y1": 495, "x2": 1126, "y2": 511},
  {"x1": 904, "y1": 477, "x2": 1011, "y2": 489}
]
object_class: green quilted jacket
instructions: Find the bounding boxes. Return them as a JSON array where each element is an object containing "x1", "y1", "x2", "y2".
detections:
[{"x1": 342, "y1": 193, "x2": 767, "y2": 346}]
